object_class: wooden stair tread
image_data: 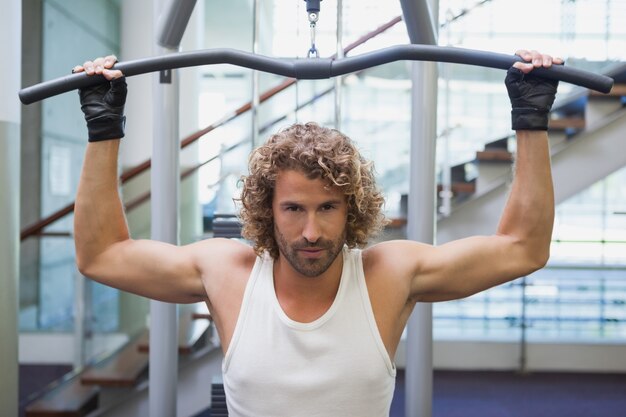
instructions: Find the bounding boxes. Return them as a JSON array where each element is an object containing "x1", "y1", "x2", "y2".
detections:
[
  {"x1": 386, "y1": 217, "x2": 407, "y2": 228},
  {"x1": 25, "y1": 378, "x2": 99, "y2": 417},
  {"x1": 192, "y1": 312, "x2": 213, "y2": 320},
  {"x1": 139, "y1": 311, "x2": 211, "y2": 355},
  {"x1": 589, "y1": 83, "x2": 626, "y2": 97},
  {"x1": 80, "y1": 331, "x2": 149, "y2": 387},
  {"x1": 437, "y1": 182, "x2": 476, "y2": 194},
  {"x1": 476, "y1": 149, "x2": 513, "y2": 162},
  {"x1": 548, "y1": 117, "x2": 586, "y2": 130}
]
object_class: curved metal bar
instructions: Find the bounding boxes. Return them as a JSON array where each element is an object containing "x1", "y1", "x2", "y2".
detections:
[{"x1": 19, "y1": 44, "x2": 614, "y2": 104}]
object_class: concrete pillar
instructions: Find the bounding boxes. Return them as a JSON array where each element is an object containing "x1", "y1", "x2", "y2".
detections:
[
  {"x1": 118, "y1": 0, "x2": 203, "y2": 337},
  {"x1": 178, "y1": 0, "x2": 203, "y2": 246},
  {"x1": 20, "y1": 0, "x2": 42, "y2": 332},
  {"x1": 0, "y1": 0, "x2": 21, "y2": 414},
  {"x1": 403, "y1": 1, "x2": 439, "y2": 416},
  {"x1": 118, "y1": 0, "x2": 155, "y2": 336}
]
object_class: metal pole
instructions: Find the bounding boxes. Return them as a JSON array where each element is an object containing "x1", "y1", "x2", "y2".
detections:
[
  {"x1": 74, "y1": 268, "x2": 86, "y2": 369},
  {"x1": 440, "y1": 17, "x2": 452, "y2": 217},
  {"x1": 399, "y1": 0, "x2": 437, "y2": 45},
  {"x1": 519, "y1": 276, "x2": 528, "y2": 373},
  {"x1": 406, "y1": 60, "x2": 438, "y2": 417},
  {"x1": 334, "y1": 0, "x2": 344, "y2": 130},
  {"x1": 150, "y1": 0, "x2": 180, "y2": 415},
  {"x1": 251, "y1": 0, "x2": 261, "y2": 146},
  {"x1": 406, "y1": 1, "x2": 439, "y2": 416}
]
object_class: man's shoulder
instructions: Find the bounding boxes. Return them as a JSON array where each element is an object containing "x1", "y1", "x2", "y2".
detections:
[
  {"x1": 192, "y1": 237, "x2": 258, "y2": 271},
  {"x1": 362, "y1": 240, "x2": 430, "y2": 275}
]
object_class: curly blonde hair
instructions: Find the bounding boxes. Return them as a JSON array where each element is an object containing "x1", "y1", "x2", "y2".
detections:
[{"x1": 239, "y1": 122, "x2": 387, "y2": 259}]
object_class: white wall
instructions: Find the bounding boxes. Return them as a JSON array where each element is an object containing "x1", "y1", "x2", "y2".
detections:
[
  {"x1": 0, "y1": 1, "x2": 21, "y2": 413},
  {"x1": 395, "y1": 339, "x2": 626, "y2": 373}
]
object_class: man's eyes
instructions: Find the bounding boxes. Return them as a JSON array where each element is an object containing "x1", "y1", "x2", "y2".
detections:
[{"x1": 283, "y1": 204, "x2": 337, "y2": 212}]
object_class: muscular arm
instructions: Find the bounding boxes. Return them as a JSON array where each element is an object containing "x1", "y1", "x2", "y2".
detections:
[
  {"x1": 368, "y1": 51, "x2": 558, "y2": 303},
  {"x1": 72, "y1": 55, "x2": 251, "y2": 304},
  {"x1": 74, "y1": 140, "x2": 208, "y2": 303},
  {"x1": 496, "y1": 130, "x2": 553, "y2": 269},
  {"x1": 410, "y1": 130, "x2": 553, "y2": 302}
]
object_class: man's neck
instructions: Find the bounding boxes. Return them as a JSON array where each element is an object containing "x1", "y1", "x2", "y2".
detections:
[{"x1": 272, "y1": 252, "x2": 344, "y2": 321}]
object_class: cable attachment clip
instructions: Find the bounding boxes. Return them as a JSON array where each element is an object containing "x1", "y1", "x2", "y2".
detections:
[
  {"x1": 307, "y1": 12, "x2": 319, "y2": 58},
  {"x1": 304, "y1": 0, "x2": 322, "y2": 58}
]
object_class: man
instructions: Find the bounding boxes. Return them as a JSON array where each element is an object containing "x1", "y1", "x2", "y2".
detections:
[{"x1": 73, "y1": 49, "x2": 561, "y2": 416}]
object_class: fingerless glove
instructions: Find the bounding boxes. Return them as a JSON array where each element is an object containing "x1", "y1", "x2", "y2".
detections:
[
  {"x1": 505, "y1": 67, "x2": 558, "y2": 131},
  {"x1": 79, "y1": 77, "x2": 127, "y2": 142}
]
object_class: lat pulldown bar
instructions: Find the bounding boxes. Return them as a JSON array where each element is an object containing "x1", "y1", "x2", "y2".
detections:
[{"x1": 19, "y1": 44, "x2": 614, "y2": 105}]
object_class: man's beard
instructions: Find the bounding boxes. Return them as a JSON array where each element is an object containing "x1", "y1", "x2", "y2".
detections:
[{"x1": 274, "y1": 226, "x2": 346, "y2": 278}]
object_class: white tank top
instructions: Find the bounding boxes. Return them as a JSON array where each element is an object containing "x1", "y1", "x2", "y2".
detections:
[{"x1": 222, "y1": 247, "x2": 396, "y2": 417}]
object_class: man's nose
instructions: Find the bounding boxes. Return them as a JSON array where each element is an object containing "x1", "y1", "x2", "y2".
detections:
[{"x1": 302, "y1": 215, "x2": 321, "y2": 243}]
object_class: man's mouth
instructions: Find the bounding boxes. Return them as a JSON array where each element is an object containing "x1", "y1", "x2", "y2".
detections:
[{"x1": 298, "y1": 247, "x2": 325, "y2": 257}]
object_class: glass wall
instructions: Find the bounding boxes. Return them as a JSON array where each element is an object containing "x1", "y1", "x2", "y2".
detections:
[
  {"x1": 194, "y1": 0, "x2": 626, "y2": 345},
  {"x1": 432, "y1": 0, "x2": 626, "y2": 343},
  {"x1": 20, "y1": 0, "x2": 122, "y2": 333},
  {"x1": 20, "y1": 0, "x2": 626, "y2": 359},
  {"x1": 435, "y1": 167, "x2": 626, "y2": 342}
]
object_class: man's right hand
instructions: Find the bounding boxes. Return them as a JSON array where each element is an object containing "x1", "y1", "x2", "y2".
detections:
[
  {"x1": 505, "y1": 50, "x2": 562, "y2": 131},
  {"x1": 73, "y1": 55, "x2": 127, "y2": 142}
]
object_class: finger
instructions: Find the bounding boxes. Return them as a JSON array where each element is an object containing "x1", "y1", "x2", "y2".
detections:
[
  {"x1": 82, "y1": 60, "x2": 96, "y2": 75},
  {"x1": 514, "y1": 49, "x2": 532, "y2": 62},
  {"x1": 102, "y1": 68, "x2": 124, "y2": 80},
  {"x1": 512, "y1": 61, "x2": 534, "y2": 74},
  {"x1": 72, "y1": 65, "x2": 84, "y2": 74},
  {"x1": 103, "y1": 55, "x2": 118, "y2": 69},
  {"x1": 92, "y1": 57, "x2": 107, "y2": 75},
  {"x1": 553, "y1": 56, "x2": 564, "y2": 65},
  {"x1": 529, "y1": 50, "x2": 543, "y2": 67},
  {"x1": 542, "y1": 55, "x2": 553, "y2": 67}
]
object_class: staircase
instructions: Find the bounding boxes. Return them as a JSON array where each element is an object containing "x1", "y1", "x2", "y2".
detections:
[
  {"x1": 24, "y1": 305, "x2": 218, "y2": 417},
  {"x1": 436, "y1": 65, "x2": 626, "y2": 244}
]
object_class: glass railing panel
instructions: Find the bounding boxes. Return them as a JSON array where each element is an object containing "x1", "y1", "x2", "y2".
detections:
[
  {"x1": 434, "y1": 165, "x2": 626, "y2": 343},
  {"x1": 19, "y1": 232, "x2": 129, "y2": 367},
  {"x1": 524, "y1": 267, "x2": 626, "y2": 341},
  {"x1": 552, "y1": 165, "x2": 626, "y2": 266},
  {"x1": 38, "y1": 235, "x2": 77, "y2": 332},
  {"x1": 434, "y1": 266, "x2": 626, "y2": 343},
  {"x1": 197, "y1": 70, "x2": 254, "y2": 215},
  {"x1": 434, "y1": 281, "x2": 524, "y2": 340}
]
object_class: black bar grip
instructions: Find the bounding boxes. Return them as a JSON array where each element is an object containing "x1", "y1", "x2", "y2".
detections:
[{"x1": 19, "y1": 45, "x2": 614, "y2": 105}]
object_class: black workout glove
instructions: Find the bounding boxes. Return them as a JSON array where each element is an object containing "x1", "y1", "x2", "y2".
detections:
[
  {"x1": 505, "y1": 67, "x2": 559, "y2": 131},
  {"x1": 79, "y1": 76, "x2": 127, "y2": 142}
]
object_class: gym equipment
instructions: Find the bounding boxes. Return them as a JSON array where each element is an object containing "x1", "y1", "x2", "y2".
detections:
[{"x1": 19, "y1": 44, "x2": 614, "y2": 105}]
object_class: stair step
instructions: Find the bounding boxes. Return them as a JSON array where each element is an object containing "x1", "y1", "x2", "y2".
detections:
[
  {"x1": 476, "y1": 149, "x2": 513, "y2": 162},
  {"x1": 590, "y1": 83, "x2": 626, "y2": 97},
  {"x1": 139, "y1": 310, "x2": 211, "y2": 355},
  {"x1": 437, "y1": 182, "x2": 477, "y2": 194},
  {"x1": 549, "y1": 117, "x2": 586, "y2": 131},
  {"x1": 81, "y1": 331, "x2": 149, "y2": 387},
  {"x1": 25, "y1": 376, "x2": 99, "y2": 417}
]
